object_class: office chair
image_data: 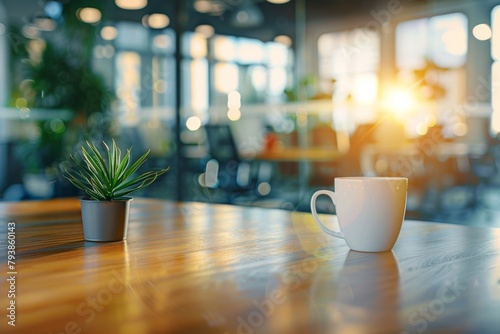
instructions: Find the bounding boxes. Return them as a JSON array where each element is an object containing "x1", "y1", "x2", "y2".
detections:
[{"x1": 203, "y1": 124, "x2": 255, "y2": 202}]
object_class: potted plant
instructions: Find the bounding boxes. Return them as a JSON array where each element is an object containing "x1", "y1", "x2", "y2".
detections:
[{"x1": 64, "y1": 140, "x2": 169, "y2": 242}]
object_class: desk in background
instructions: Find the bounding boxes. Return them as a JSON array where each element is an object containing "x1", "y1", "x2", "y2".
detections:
[
  {"x1": 243, "y1": 147, "x2": 345, "y2": 198},
  {"x1": 1, "y1": 198, "x2": 500, "y2": 333},
  {"x1": 246, "y1": 146, "x2": 344, "y2": 162}
]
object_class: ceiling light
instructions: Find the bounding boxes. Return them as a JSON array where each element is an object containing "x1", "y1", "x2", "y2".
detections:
[
  {"x1": 115, "y1": 0, "x2": 147, "y2": 10},
  {"x1": 101, "y1": 26, "x2": 118, "y2": 40},
  {"x1": 193, "y1": 0, "x2": 224, "y2": 15},
  {"x1": 194, "y1": 0, "x2": 213, "y2": 13},
  {"x1": 267, "y1": 0, "x2": 290, "y2": 4},
  {"x1": 195, "y1": 24, "x2": 215, "y2": 38},
  {"x1": 77, "y1": 8, "x2": 102, "y2": 24},
  {"x1": 146, "y1": 13, "x2": 170, "y2": 29},
  {"x1": 274, "y1": 35, "x2": 292, "y2": 47}
]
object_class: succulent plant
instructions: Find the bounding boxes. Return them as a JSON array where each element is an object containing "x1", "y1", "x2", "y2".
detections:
[{"x1": 64, "y1": 140, "x2": 169, "y2": 201}]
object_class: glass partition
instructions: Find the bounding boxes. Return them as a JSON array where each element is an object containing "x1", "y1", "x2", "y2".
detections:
[{"x1": 0, "y1": 0, "x2": 498, "y2": 224}]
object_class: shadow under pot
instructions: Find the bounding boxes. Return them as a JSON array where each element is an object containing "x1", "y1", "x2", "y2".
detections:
[{"x1": 79, "y1": 197, "x2": 132, "y2": 242}]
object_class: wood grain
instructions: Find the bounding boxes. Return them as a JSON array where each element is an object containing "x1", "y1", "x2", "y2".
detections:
[{"x1": 1, "y1": 198, "x2": 500, "y2": 334}]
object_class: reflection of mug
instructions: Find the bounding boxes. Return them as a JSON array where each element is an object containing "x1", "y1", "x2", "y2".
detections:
[
  {"x1": 338, "y1": 251, "x2": 400, "y2": 332},
  {"x1": 310, "y1": 177, "x2": 407, "y2": 252},
  {"x1": 310, "y1": 251, "x2": 401, "y2": 333}
]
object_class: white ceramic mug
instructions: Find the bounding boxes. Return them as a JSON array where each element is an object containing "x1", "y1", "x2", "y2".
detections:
[{"x1": 310, "y1": 177, "x2": 408, "y2": 252}]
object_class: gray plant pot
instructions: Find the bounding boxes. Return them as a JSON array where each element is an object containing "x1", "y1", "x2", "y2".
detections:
[{"x1": 80, "y1": 198, "x2": 132, "y2": 242}]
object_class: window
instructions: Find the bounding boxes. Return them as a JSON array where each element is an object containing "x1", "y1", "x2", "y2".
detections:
[
  {"x1": 183, "y1": 32, "x2": 209, "y2": 118},
  {"x1": 491, "y1": 5, "x2": 500, "y2": 133},
  {"x1": 102, "y1": 23, "x2": 294, "y2": 127},
  {"x1": 106, "y1": 24, "x2": 177, "y2": 126},
  {"x1": 396, "y1": 13, "x2": 468, "y2": 70},
  {"x1": 210, "y1": 35, "x2": 293, "y2": 106},
  {"x1": 395, "y1": 14, "x2": 468, "y2": 103},
  {"x1": 395, "y1": 13, "x2": 468, "y2": 137},
  {"x1": 318, "y1": 28, "x2": 380, "y2": 106},
  {"x1": 115, "y1": 51, "x2": 141, "y2": 125}
]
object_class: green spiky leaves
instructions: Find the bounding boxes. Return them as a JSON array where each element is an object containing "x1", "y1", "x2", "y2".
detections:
[{"x1": 64, "y1": 140, "x2": 169, "y2": 201}]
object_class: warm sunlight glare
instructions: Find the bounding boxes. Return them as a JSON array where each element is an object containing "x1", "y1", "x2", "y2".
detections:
[{"x1": 385, "y1": 88, "x2": 415, "y2": 115}]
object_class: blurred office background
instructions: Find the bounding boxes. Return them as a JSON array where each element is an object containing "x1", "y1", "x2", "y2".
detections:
[{"x1": 1, "y1": 0, "x2": 500, "y2": 226}]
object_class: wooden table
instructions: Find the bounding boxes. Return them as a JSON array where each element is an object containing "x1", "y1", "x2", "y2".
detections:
[{"x1": 1, "y1": 198, "x2": 500, "y2": 334}]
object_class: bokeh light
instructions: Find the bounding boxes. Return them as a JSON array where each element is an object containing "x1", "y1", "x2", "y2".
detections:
[
  {"x1": 472, "y1": 23, "x2": 492, "y2": 41},
  {"x1": 186, "y1": 116, "x2": 202, "y2": 131},
  {"x1": 101, "y1": 26, "x2": 118, "y2": 40},
  {"x1": 77, "y1": 7, "x2": 102, "y2": 24}
]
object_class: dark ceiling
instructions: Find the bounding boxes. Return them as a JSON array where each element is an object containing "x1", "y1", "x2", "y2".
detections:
[{"x1": 2, "y1": 0, "x2": 435, "y2": 41}]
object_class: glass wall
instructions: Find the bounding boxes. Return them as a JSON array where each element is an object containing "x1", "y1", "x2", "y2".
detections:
[
  {"x1": 491, "y1": 5, "x2": 500, "y2": 133},
  {"x1": 0, "y1": 1, "x2": 7, "y2": 107},
  {"x1": 1, "y1": 0, "x2": 499, "y2": 224}
]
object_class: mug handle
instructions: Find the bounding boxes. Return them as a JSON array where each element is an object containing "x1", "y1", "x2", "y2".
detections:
[{"x1": 310, "y1": 190, "x2": 344, "y2": 239}]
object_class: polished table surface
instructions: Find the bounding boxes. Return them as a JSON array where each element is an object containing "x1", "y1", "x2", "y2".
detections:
[{"x1": 1, "y1": 198, "x2": 500, "y2": 334}]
